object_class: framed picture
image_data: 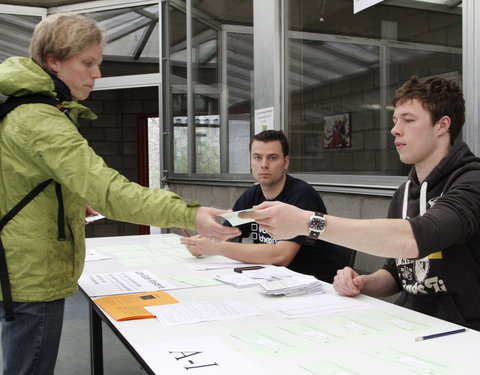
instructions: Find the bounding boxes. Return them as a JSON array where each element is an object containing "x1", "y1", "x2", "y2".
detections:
[{"x1": 323, "y1": 112, "x2": 351, "y2": 148}]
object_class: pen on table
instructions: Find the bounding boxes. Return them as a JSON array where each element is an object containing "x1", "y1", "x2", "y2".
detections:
[{"x1": 415, "y1": 328, "x2": 467, "y2": 341}]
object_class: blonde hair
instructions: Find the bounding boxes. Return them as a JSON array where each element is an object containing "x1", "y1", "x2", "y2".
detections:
[{"x1": 30, "y1": 13, "x2": 104, "y2": 71}]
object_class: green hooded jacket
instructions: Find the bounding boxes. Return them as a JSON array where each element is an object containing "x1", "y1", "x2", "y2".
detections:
[{"x1": 0, "y1": 57, "x2": 199, "y2": 302}]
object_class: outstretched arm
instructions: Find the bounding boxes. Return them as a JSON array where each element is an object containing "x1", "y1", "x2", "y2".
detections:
[{"x1": 241, "y1": 201, "x2": 419, "y2": 259}]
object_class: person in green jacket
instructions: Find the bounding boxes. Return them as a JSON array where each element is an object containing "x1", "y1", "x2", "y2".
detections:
[{"x1": 0, "y1": 13, "x2": 239, "y2": 375}]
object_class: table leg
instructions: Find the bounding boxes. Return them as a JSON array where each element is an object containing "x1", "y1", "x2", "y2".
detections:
[{"x1": 89, "y1": 301, "x2": 104, "y2": 375}]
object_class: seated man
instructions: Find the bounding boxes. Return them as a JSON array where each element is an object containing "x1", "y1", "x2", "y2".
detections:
[{"x1": 181, "y1": 130, "x2": 346, "y2": 282}]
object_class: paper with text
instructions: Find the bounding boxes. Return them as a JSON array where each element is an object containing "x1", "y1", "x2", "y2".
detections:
[
  {"x1": 135, "y1": 336, "x2": 264, "y2": 375},
  {"x1": 79, "y1": 270, "x2": 175, "y2": 297},
  {"x1": 146, "y1": 301, "x2": 263, "y2": 326}
]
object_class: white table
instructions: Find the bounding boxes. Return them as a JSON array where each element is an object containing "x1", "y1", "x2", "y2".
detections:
[{"x1": 80, "y1": 234, "x2": 480, "y2": 375}]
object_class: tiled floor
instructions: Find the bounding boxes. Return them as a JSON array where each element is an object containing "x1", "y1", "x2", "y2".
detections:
[{"x1": 0, "y1": 291, "x2": 147, "y2": 374}]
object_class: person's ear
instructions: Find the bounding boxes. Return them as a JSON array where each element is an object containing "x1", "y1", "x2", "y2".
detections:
[
  {"x1": 436, "y1": 115, "x2": 451, "y2": 136},
  {"x1": 45, "y1": 54, "x2": 60, "y2": 74},
  {"x1": 284, "y1": 155, "x2": 290, "y2": 170}
]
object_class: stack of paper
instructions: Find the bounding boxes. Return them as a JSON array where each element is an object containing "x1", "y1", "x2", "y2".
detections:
[
  {"x1": 214, "y1": 274, "x2": 262, "y2": 288},
  {"x1": 215, "y1": 266, "x2": 324, "y2": 296},
  {"x1": 258, "y1": 274, "x2": 323, "y2": 296}
]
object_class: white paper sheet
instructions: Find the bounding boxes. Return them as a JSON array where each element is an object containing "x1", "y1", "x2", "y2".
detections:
[
  {"x1": 214, "y1": 274, "x2": 261, "y2": 288},
  {"x1": 85, "y1": 214, "x2": 105, "y2": 223},
  {"x1": 79, "y1": 270, "x2": 176, "y2": 297},
  {"x1": 85, "y1": 248, "x2": 113, "y2": 262},
  {"x1": 219, "y1": 208, "x2": 256, "y2": 226},
  {"x1": 135, "y1": 336, "x2": 264, "y2": 375},
  {"x1": 261, "y1": 293, "x2": 371, "y2": 318},
  {"x1": 184, "y1": 258, "x2": 246, "y2": 271},
  {"x1": 146, "y1": 301, "x2": 263, "y2": 326}
]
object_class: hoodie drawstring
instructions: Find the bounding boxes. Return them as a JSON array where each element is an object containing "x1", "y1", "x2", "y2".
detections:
[
  {"x1": 402, "y1": 180, "x2": 411, "y2": 219},
  {"x1": 402, "y1": 180, "x2": 428, "y2": 219}
]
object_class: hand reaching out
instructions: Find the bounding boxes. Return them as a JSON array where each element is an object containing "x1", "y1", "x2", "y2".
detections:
[{"x1": 194, "y1": 207, "x2": 240, "y2": 241}]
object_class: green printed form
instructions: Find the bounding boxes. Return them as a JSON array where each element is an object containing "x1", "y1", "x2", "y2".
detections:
[
  {"x1": 231, "y1": 328, "x2": 306, "y2": 356},
  {"x1": 95, "y1": 244, "x2": 185, "y2": 265},
  {"x1": 326, "y1": 315, "x2": 381, "y2": 338},
  {"x1": 364, "y1": 347, "x2": 457, "y2": 375},
  {"x1": 302, "y1": 360, "x2": 367, "y2": 375},
  {"x1": 354, "y1": 310, "x2": 432, "y2": 332},
  {"x1": 280, "y1": 322, "x2": 344, "y2": 345}
]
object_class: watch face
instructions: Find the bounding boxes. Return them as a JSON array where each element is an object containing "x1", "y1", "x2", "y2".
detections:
[{"x1": 310, "y1": 216, "x2": 325, "y2": 231}]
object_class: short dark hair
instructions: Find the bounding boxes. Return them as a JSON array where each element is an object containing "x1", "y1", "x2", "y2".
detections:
[
  {"x1": 392, "y1": 76, "x2": 465, "y2": 145},
  {"x1": 249, "y1": 130, "x2": 289, "y2": 157}
]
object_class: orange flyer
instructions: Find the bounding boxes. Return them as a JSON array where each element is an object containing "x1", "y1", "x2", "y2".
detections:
[{"x1": 94, "y1": 291, "x2": 179, "y2": 321}]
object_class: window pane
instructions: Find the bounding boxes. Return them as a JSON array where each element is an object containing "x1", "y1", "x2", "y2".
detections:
[
  {"x1": 228, "y1": 32, "x2": 253, "y2": 174},
  {"x1": 172, "y1": 94, "x2": 188, "y2": 174},
  {"x1": 170, "y1": 6, "x2": 187, "y2": 174},
  {"x1": 148, "y1": 117, "x2": 161, "y2": 189},
  {"x1": 289, "y1": 0, "x2": 461, "y2": 47},
  {"x1": 88, "y1": 5, "x2": 160, "y2": 77},
  {"x1": 192, "y1": 16, "x2": 220, "y2": 173},
  {"x1": 0, "y1": 14, "x2": 41, "y2": 62},
  {"x1": 287, "y1": 0, "x2": 461, "y2": 176},
  {"x1": 169, "y1": 0, "x2": 253, "y2": 176}
]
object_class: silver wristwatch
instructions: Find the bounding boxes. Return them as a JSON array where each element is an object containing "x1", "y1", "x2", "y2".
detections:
[{"x1": 308, "y1": 212, "x2": 326, "y2": 239}]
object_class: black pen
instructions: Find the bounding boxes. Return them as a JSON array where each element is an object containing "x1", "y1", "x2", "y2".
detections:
[
  {"x1": 415, "y1": 328, "x2": 467, "y2": 341},
  {"x1": 182, "y1": 229, "x2": 191, "y2": 237}
]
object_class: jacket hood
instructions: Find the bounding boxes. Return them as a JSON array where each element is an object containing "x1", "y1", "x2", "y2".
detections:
[
  {"x1": 407, "y1": 142, "x2": 480, "y2": 199},
  {"x1": 0, "y1": 57, "x2": 55, "y2": 97},
  {"x1": 0, "y1": 56, "x2": 96, "y2": 120}
]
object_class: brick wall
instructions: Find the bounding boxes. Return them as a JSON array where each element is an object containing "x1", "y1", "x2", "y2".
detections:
[{"x1": 79, "y1": 86, "x2": 159, "y2": 238}]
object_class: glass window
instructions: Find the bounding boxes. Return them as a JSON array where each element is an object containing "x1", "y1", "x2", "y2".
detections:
[
  {"x1": 148, "y1": 117, "x2": 161, "y2": 189},
  {"x1": 170, "y1": 5, "x2": 188, "y2": 174},
  {"x1": 0, "y1": 14, "x2": 41, "y2": 62},
  {"x1": 287, "y1": 0, "x2": 461, "y2": 176},
  {"x1": 170, "y1": 0, "x2": 253, "y2": 175},
  {"x1": 192, "y1": 16, "x2": 220, "y2": 174},
  {"x1": 227, "y1": 32, "x2": 253, "y2": 174},
  {"x1": 88, "y1": 4, "x2": 160, "y2": 77}
]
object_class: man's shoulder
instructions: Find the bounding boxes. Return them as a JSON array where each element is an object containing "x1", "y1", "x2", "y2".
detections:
[
  {"x1": 280, "y1": 175, "x2": 326, "y2": 211},
  {"x1": 233, "y1": 183, "x2": 262, "y2": 208},
  {"x1": 284, "y1": 175, "x2": 318, "y2": 195}
]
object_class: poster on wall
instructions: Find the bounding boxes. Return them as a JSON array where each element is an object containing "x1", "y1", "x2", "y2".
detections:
[
  {"x1": 254, "y1": 106, "x2": 274, "y2": 134},
  {"x1": 353, "y1": 0, "x2": 384, "y2": 14},
  {"x1": 323, "y1": 112, "x2": 351, "y2": 149}
]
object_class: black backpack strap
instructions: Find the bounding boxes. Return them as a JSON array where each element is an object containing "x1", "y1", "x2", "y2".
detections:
[
  {"x1": 0, "y1": 94, "x2": 69, "y2": 320},
  {"x1": 0, "y1": 94, "x2": 61, "y2": 120},
  {"x1": 0, "y1": 179, "x2": 53, "y2": 321},
  {"x1": 55, "y1": 183, "x2": 66, "y2": 241}
]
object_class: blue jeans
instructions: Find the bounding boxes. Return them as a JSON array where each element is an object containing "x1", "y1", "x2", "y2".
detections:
[{"x1": 0, "y1": 299, "x2": 65, "y2": 375}]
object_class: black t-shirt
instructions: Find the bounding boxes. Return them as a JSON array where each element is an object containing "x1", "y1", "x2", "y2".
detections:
[{"x1": 230, "y1": 175, "x2": 344, "y2": 282}]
